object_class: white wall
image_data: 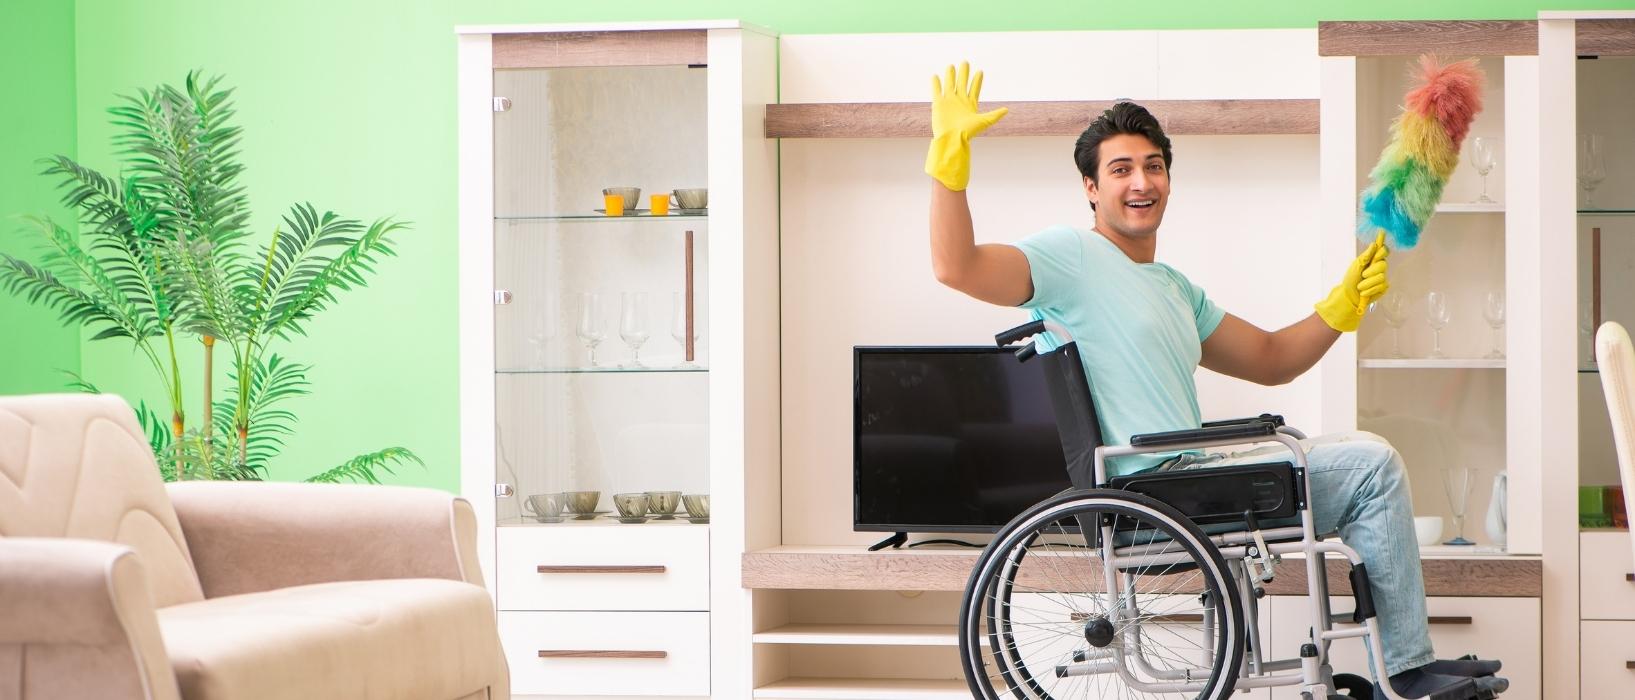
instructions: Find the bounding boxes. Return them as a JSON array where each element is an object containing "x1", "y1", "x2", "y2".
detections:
[{"x1": 778, "y1": 30, "x2": 1326, "y2": 545}]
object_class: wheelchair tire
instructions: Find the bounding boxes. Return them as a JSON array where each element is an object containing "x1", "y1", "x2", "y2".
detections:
[{"x1": 959, "y1": 488, "x2": 1245, "y2": 700}]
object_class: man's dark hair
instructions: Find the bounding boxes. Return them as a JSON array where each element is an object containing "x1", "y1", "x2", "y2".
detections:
[{"x1": 1073, "y1": 102, "x2": 1174, "y2": 196}]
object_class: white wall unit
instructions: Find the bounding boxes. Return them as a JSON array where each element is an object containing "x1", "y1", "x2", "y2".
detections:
[
  {"x1": 779, "y1": 29, "x2": 1326, "y2": 548},
  {"x1": 1267, "y1": 596, "x2": 1541, "y2": 700},
  {"x1": 459, "y1": 20, "x2": 780, "y2": 699}
]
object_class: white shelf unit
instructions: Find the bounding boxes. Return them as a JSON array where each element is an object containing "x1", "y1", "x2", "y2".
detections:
[
  {"x1": 457, "y1": 20, "x2": 781, "y2": 699},
  {"x1": 1358, "y1": 358, "x2": 1506, "y2": 369},
  {"x1": 1322, "y1": 51, "x2": 1539, "y2": 557}
]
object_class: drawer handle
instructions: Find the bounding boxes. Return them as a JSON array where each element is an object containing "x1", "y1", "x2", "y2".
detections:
[
  {"x1": 1627, "y1": 661, "x2": 1635, "y2": 670},
  {"x1": 536, "y1": 565, "x2": 667, "y2": 574},
  {"x1": 1626, "y1": 573, "x2": 1633, "y2": 582},
  {"x1": 1427, "y1": 616, "x2": 1473, "y2": 625},
  {"x1": 538, "y1": 649, "x2": 668, "y2": 659}
]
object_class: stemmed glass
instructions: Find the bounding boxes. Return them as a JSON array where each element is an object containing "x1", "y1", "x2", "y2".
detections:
[
  {"x1": 1580, "y1": 133, "x2": 1607, "y2": 208},
  {"x1": 1425, "y1": 291, "x2": 1452, "y2": 359},
  {"x1": 619, "y1": 292, "x2": 650, "y2": 368},
  {"x1": 1378, "y1": 293, "x2": 1407, "y2": 358},
  {"x1": 1469, "y1": 136, "x2": 1497, "y2": 204},
  {"x1": 671, "y1": 291, "x2": 696, "y2": 367},
  {"x1": 1483, "y1": 291, "x2": 1506, "y2": 360},
  {"x1": 575, "y1": 292, "x2": 606, "y2": 368},
  {"x1": 1441, "y1": 467, "x2": 1477, "y2": 546}
]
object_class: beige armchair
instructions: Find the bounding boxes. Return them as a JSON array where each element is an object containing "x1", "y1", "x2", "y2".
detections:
[
  {"x1": 0, "y1": 393, "x2": 508, "y2": 700},
  {"x1": 1595, "y1": 322, "x2": 1635, "y2": 568}
]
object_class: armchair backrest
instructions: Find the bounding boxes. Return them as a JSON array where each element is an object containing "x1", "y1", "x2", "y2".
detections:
[
  {"x1": 0, "y1": 394, "x2": 204, "y2": 608},
  {"x1": 1595, "y1": 322, "x2": 1635, "y2": 569}
]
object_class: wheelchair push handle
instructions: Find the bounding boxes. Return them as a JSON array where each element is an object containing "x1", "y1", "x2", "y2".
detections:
[{"x1": 994, "y1": 320, "x2": 1047, "y2": 347}]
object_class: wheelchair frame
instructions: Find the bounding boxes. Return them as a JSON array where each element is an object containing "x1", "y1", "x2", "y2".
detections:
[{"x1": 958, "y1": 320, "x2": 1412, "y2": 700}]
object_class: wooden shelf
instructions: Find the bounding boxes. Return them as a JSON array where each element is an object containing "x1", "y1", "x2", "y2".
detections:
[
  {"x1": 742, "y1": 546, "x2": 1541, "y2": 597},
  {"x1": 764, "y1": 99, "x2": 1317, "y2": 139},
  {"x1": 754, "y1": 678, "x2": 968, "y2": 699},
  {"x1": 1317, "y1": 20, "x2": 1538, "y2": 57},
  {"x1": 753, "y1": 623, "x2": 978, "y2": 647}
]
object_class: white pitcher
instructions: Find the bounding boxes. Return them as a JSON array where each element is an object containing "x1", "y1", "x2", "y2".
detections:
[{"x1": 1485, "y1": 470, "x2": 1508, "y2": 546}]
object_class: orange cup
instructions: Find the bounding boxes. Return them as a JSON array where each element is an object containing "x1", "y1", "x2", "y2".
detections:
[
  {"x1": 650, "y1": 193, "x2": 670, "y2": 216},
  {"x1": 603, "y1": 194, "x2": 625, "y2": 216}
]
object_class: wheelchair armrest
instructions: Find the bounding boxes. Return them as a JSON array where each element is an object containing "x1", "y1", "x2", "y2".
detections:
[
  {"x1": 1128, "y1": 420, "x2": 1279, "y2": 447},
  {"x1": 1200, "y1": 413, "x2": 1285, "y2": 429}
]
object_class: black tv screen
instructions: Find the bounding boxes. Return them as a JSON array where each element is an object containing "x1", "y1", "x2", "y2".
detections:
[{"x1": 854, "y1": 346, "x2": 1072, "y2": 533}]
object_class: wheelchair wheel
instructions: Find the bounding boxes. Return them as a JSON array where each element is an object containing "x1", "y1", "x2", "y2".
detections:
[{"x1": 959, "y1": 489, "x2": 1245, "y2": 699}]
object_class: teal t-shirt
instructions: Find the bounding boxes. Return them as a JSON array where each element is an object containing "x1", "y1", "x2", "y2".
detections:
[{"x1": 1014, "y1": 225, "x2": 1226, "y2": 476}]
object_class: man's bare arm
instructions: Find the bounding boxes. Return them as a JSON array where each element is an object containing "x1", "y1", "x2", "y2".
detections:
[
  {"x1": 929, "y1": 183, "x2": 1033, "y2": 306},
  {"x1": 1200, "y1": 312, "x2": 1340, "y2": 386}
]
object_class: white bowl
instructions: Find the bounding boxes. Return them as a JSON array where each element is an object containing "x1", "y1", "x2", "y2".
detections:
[{"x1": 1413, "y1": 516, "x2": 1444, "y2": 546}]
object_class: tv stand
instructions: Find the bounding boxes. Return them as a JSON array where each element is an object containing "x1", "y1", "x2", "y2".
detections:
[{"x1": 866, "y1": 532, "x2": 908, "y2": 551}]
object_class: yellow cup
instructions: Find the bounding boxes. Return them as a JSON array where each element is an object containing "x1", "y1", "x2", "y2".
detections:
[
  {"x1": 650, "y1": 193, "x2": 670, "y2": 216},
  {"x1": 603, "y1": 194, "x2": 624, "y2": 216}
]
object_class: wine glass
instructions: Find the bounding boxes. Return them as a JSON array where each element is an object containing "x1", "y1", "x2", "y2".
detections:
[
  {"x1": 671, "y1": 291, "x2": 696, "y2": 367},
  {"x1": 1425, "y1": 291, "x2": 1452, "y2": 359},
  {"x1": 575, "y1": 292, "x2": 606, "y2": 368},
  {"x1": 1441, "y1": 467, "x2": 1477, "y2": 546},
  {"x1": 1469, "y1": 136, "x2": 1497, "y2": 204},
  {"x1": 1482, "y1": 291, "x2": 1506, "y2": 360},
  {"x1": 1580, "y1": 133, "x2": 1607, "y2": 208},
  {"x1": 619, "y1": 292, "x2": 650, "y2": 368},
  {"x1": 1378, "y1": 293, "x2": 1407, "y2": 358}
]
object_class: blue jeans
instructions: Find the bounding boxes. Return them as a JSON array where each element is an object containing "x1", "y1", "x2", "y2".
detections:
[{"x1": 1163, "y1": 431, "x2": 1434, "y2": 676}]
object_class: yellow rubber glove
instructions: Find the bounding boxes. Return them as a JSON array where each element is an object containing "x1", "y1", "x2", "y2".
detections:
[
  {"x1": 1315, "y1": 232, "x2": 1392, "y2": 332},
  {"x1": 925, "y1": 62, "x2": 1009, "y2": 191}
]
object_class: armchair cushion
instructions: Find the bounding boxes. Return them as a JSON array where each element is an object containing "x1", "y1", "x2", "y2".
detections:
[{"x1": 158, "y1": 578, "x2": 504, "y2": 700}]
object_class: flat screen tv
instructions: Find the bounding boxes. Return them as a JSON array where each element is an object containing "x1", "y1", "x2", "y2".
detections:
[{"x1": 853, "y1": 346, "x2": 1072, "y2": 536}]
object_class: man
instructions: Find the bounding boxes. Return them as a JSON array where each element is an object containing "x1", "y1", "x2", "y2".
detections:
[{"x1": 925, "y1": 62, "x2": 1505, "y2": 700}]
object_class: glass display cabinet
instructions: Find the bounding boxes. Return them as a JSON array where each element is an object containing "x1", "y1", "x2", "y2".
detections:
[{"x1": 457, "y1": 21, "x2": 779, "y2": 698}]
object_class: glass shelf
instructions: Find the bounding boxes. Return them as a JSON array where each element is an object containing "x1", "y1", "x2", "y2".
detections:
[
  {"x1": 1435, "y1": 203, "x2": 1504, "y2": 213},
  {"x1": 497, "y1": 212, "x2": 708, "y2": 222},
  {"x1": 1359, "y1": 358, "x2": 1505, "y2": 369},
  {"x1": 498, "y1": 365, "x2": 709, "y2": 375}
]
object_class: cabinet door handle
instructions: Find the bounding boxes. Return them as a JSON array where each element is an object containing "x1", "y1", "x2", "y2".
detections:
[
  {"x1": 1625, "y1": 573, "x2": 1633, "y2": 582},
  {"x1": 538, "y1": 649, "x2": 667, "y2": 659},
  {"x1": 1626, "y1": 661, "x2": 1635, "y2": 670},
  {"x1": 1427, "y1": 616, "x2": 1473, "y2": 625},
  {"x1": 536, "y1": 565, "x2": 667, "y2": 574}
]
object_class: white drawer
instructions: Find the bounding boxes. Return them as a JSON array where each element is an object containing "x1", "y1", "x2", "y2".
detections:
[
  {"x1": 501, "y1": 610, "x2": 709, "y2": 696},
  {"x1": 1581, "y1": 531, "x2": 1635, "y2": 620},
  {"x1": 1269, "y1": 596, "x2": 1539, "y2": 700},
  {"x1": 1580, "y1": 621, "x2": 1635, "y2": 697},
  {"x1": 498, "y1": 524, "x2": 708, "y2": 612}
]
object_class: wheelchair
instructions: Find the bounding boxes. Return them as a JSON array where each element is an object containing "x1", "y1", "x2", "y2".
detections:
[{"x1": 957, "y1": 320, "x2": 1481, "y2": 700}]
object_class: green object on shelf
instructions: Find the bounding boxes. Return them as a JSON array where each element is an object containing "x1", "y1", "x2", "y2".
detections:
[
  {"x1": 1582, "y1": 485, "x2": 1608, "y2": 517},
  {"x1": 1581, "y1": 514, "x2": 1615, "y2": 529}
]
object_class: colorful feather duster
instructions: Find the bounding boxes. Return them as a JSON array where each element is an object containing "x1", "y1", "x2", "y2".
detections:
[{"x1": 1358, "y1": 55, "x2": 1486, "y2": 250}]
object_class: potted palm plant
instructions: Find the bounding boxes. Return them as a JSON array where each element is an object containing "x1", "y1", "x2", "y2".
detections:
[{"x1": 1, "y1": 72, "x2": 419, "y2": 483}]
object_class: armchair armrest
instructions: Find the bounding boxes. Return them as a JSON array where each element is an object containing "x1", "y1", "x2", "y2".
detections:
[
  {"x1": 0, "y1": 538, "x2": 180, "y2": 700},
  {"x1": 165, "y1": 482, "x2": 484, "y2": 599}
]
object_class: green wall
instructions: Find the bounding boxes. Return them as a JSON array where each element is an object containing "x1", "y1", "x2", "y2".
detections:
[
  {"x1": 0, "y1": 0, "x2": 78, "y2": 396},
  {"x1": 45, "y1": 0, "x2": 1635, "y2": 492}
]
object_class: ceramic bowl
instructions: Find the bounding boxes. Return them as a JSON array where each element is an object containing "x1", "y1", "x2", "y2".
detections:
[{"x1": 1413, "y1": 515, "x2": 1444, "y2": 546}]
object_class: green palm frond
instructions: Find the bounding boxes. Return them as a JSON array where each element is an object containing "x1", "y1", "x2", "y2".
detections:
[
  {"x1": 0, "y1": 224, "x2": 157, "y2": 341},
  {"x1": 303, "y1": 447, "x2": 424, "y2": 485},
  {"x1": 257, "y1": 206, "x2": 405, "y2": 339},
  {"x1": 214, "y1": 354, "x2": 309, "y2": 472}
]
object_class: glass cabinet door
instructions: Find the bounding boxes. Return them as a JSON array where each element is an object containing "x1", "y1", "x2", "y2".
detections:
[{"x1": 491, "y1": 64, "x2": 711, "y2": 526}]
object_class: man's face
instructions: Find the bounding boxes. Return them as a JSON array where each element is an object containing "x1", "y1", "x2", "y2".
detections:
[{"x1": 1084, "y1": 133, "x2": 1170, "y2": 239}]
